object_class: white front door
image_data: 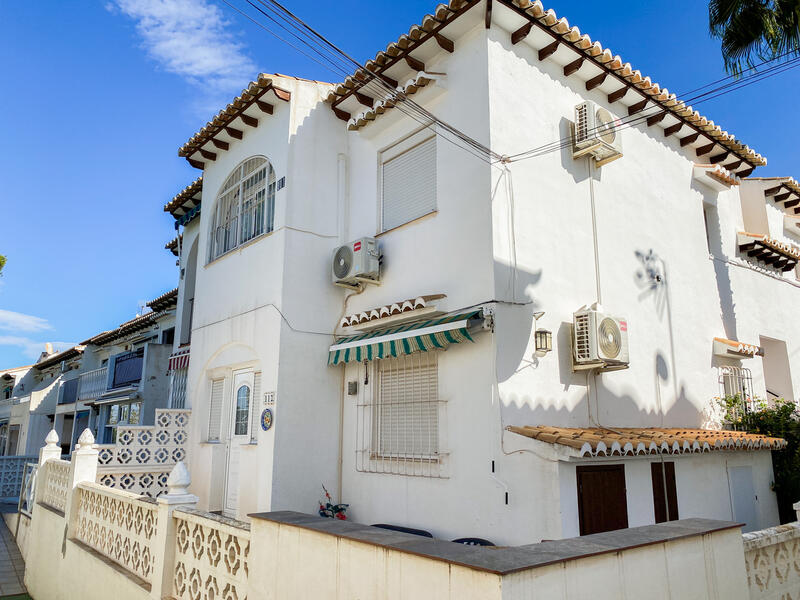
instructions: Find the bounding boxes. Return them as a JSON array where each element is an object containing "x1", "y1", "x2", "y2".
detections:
[{"x1": 224, "y1": 370, "x2": 254, "y2": 517}]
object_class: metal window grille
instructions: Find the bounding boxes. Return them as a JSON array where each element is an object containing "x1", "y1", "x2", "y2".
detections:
[
  {"x1": 169, "y1": 367, "x2": 188, "y2": 409},
  {"x1": 249, "y1": 372, "x2": 261, "y2": 443},
  {"x1": 718, "y1": 366, "x2": 754, "y2": 414},
  {"x1": 208, "y1": 379, "x2": 225, "y2": 441},
  {"x1": 356, "y1": 352, "x2": 447, "y2": 478},
  {"x1": 209, "y1": 157, "x2": 276, "y2": 261}
]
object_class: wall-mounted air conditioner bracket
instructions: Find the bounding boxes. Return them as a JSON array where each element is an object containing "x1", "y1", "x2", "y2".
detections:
[{"x1": 598, "y1": 363, "x2": 630, "y2": 373}]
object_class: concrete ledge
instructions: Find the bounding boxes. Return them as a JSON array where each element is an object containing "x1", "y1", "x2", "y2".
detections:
[
  {"x1": 742, "y1": 521, "x2": 800, "y2": 551},
  {"x1": 250, "y1": 511, "x2": 743, "y2": 575}
]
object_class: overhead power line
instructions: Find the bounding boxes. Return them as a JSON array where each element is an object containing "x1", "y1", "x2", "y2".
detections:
[{"x1": 217, "y1": 0, "x2": 794, "y2": 168}]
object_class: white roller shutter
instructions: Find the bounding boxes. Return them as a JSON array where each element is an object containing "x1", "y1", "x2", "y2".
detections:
[
  {"x1": 208, "y1": 379, "x2": 225, "y2": 441},
  {"x1": 376, "y1": 352, "x2": 438, "y2": 457},
  {"x1": 381, "y1": 136, "x2": 436, "y2": 232}
]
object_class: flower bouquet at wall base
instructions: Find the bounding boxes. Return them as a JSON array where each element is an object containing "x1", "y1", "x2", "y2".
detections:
[{"x1": 318, "y1": 484, "x2": 349, "y2": 520}]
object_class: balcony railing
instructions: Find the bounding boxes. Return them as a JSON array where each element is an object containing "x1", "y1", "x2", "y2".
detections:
[{"x1": 77, "y1": 367, "x2": 108, "y2": 401}]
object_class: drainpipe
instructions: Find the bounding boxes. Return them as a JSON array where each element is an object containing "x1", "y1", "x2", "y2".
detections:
[{"x1": 337, "y1": 153, "x2": 349, "y2": 244}]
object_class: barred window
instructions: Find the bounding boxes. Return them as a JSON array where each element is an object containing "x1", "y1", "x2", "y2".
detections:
[
  {"x1": 719, "y1": 366, "x2": 754, "y2": 415},
  {"x1": 169, "y1": 367, "x2": 188, "y2": 409},
  {"x1": 209, "y1": 156, "x2": 276, "y2": 262},
  {"x1": 356, "y1": 352, "x2": 446, "y2": 478}
]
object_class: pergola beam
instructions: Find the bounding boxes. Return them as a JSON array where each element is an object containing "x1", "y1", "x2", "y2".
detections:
[
  {"x1": 434, "y1": 33, "x2": 454, "y2": 52},
  {"x1": 511, "y1": 22, "x2": 533, "y2": 45},
  {"x1": 405, "y1": 55, "x2": 425, "y2": 72},
  {"x1": 538, "y1": 40, "x2": 559, "y2": 61},
  {"x1": 563, "y1": 56, "x2": 584, "y2": 77},
  {"x1": 255, "y1": 101, "x2": 274, "y2": 114},
  {"x1": 585, "y1": 72, "x2": 607, "y2": 91},
  {"x1": 240, "y1": 114, "x2": 258, "y2": 128}
]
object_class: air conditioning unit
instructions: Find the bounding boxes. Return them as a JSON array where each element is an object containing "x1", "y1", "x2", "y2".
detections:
[
  {"x1": 332, "y1": 237, "x2": 380, "y2": 287},
  {"x1": 573, "y1": 304, "x2": 630, "y2": 371},
  {"x1": 573, "y1": 100, "x2": 623, "y2": 167}
]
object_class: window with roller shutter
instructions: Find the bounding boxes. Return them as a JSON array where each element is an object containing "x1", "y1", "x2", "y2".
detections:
[
  {"x1": 374, "y1": 353, "x2": 439, "y2": 459},
  {"x1": 380, "y1": 133, "x2": 436, "y2": 232},
  {"x1": 208, "y1": 378, "x2": 225, "y2": 441}
]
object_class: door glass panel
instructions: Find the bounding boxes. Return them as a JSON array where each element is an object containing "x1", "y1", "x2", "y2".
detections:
[
  {"x1": 108, "y1": 405, "x2": 119, "y2": 425},
  {"x1": 129, "y1": 402, "x2": 141, "y2": 424},
  {"x1": 235, "y1": 385, "x2": 250, "y2": 436}
]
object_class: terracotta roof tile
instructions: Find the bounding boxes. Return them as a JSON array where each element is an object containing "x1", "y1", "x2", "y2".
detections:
[
  {"x1": 164, "y1": 177, "x2": 202, "y2": 217},
  {"x1": 340, "y1": 294, "x2": 446, "y2": 327},
  {"x1": 507, "y1": 425, "x2": 787, "y2": 456}
]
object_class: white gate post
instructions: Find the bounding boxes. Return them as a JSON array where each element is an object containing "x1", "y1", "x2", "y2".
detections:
[
  {"x1": 794, "y1": 500, "x2": 800, "y2": 522},
  {"x1": 65, "y1": 429, "x2": 99, "y2": 534},
  {"x1": 150, "y1": 462, "x2": 198, "y2": 599},
  {"x1": 38, "y1": 429, "x2": 61, "y2": 466}
]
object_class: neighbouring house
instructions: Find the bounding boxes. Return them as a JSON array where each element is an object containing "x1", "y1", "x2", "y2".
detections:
[
  {"x1": 166, "y1": 0, "x2": 799, "y2": 544},
  {"x1": 0, "y1": 364, "x2": 36, "y2": 455},
  {"x1": 0, "y1": 290, "x2": 178, "y2": 455}
]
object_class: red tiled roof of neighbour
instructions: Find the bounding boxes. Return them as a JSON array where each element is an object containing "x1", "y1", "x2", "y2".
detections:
[
  {"x1": 164, "y1": 177, "x2": 202, "y2": 217},
  {"x1": 82, "y1": 290, "x2": 178, "y2": 347},
  {"x1": 325, "y1": 0, "x2": 765, "y2": 174},
  {"x1": 165, "y1": 235, "x2": 181, "y2": 256},
  {"x1": 34, "y1": 346, "x2": 85, "y2": 371},
  {"x1": 146, "y1": 288, "x2": 178, "y2": 312},
  {"x1": 507, "y1": 425, "x2": 787, "y2": 456}
]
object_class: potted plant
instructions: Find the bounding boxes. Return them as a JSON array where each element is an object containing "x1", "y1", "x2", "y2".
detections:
[{"x1": 318, "y1": 484, "x2": 349, "y2": 521}]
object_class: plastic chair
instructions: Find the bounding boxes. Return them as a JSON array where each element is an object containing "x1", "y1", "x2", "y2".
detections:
[
  {"x1": 451, "y1": 537, "x2": 495, "y2": 546},
  {"x1": 371, "y1": 523, "x2": 434, "y2": 538}
]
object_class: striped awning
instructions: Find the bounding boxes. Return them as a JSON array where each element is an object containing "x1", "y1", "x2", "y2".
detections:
[
  {"x1": 168, "y1": 347, "x2": 190, "y2": 372},
  {"x1": 175, "y1": 204, "x2": 200, "y2": 229},
  {"x1": 328, "y1": 310, "x2": 482, "y2": 366}
]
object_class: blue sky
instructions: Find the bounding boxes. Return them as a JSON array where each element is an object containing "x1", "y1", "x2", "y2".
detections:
[{"x1": 0, "y1": 0, "x2": 797, "y2": 367}]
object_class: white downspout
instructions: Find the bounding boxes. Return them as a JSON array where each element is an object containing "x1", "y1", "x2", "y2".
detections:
[{"x1": 337, "y1": 153, "x2": 349, "y2": 244}]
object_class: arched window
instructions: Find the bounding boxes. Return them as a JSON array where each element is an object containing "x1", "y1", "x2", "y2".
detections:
[
  {"x1": 234, "y1": 384, "x2": 251, "y2": 436},
  {"x1": 209, "y1": 157, "x2": 276, "y2": 261}
]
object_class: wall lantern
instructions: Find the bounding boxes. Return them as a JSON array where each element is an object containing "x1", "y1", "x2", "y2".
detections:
[
  {"x1": 534, "y1": 329, "x2": 553, "y2": 357},
  {"x1": 532, "y1": 311, "x2": 552, "y2": 358}
]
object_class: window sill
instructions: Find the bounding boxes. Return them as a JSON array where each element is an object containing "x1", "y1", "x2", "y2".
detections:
[
  {"x1": 205, "y1": 229, "x2": 276, "y2": 268},
  {"x1": 376, "y1": 210, "x2": 438, "y2": 238}
]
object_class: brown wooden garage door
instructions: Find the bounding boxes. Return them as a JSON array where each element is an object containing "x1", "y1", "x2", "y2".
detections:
[{"x1": 577, "y1": 464, "x2": 629, "y2": 535}]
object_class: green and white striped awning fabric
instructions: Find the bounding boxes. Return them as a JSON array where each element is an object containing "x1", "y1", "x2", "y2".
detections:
[{"x1": 328, "y1": 310, "x2": 483, "y2": 366}]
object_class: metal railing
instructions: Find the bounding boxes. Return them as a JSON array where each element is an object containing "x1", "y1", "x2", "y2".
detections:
[{"x1": 77, "y1": 367, "x2": 108, "y2": 401}]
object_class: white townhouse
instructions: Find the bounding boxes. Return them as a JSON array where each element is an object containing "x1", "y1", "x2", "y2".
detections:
[{"x1": 170, "y1": 0, "x2": 800, "y2": 545}]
